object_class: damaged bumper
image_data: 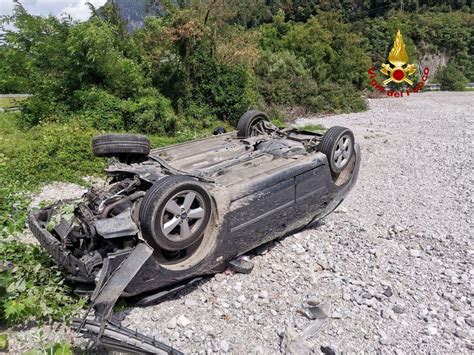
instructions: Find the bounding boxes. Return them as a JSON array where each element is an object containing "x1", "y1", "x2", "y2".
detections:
[{"x1": 28, "y1": 210, "x2": 94, "y2": 282}]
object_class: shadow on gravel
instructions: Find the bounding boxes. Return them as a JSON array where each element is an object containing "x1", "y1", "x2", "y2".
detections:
[{"x1": 120, "y1": 219, "x2": 326, "y2": 311}]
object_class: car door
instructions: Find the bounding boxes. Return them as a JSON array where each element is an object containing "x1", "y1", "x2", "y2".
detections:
[
  {"x1": 294, "y1": 165, "x2": 333, "y2": 225},
  {"x1": 226, "y1": 178, "x2": 295, "y2": 256}
]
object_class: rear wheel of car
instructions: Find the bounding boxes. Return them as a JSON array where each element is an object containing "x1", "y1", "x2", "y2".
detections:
[
  {"x1": 139, "y1": 176, "x2": 213, "y2": 252},
  {"x1": 237, "y1": 110, "x2": 271, "y2": 138},
  {"x1": 318, "y1": 127, "x2": 355, "y2": 175},
  {"x1": 92, "y1": 134, "x2": 150, "y2": 161}
]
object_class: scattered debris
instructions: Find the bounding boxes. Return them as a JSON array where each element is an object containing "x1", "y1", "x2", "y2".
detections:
[
  {"x1": 72, "y1": 318, "x2": 182, "y2": 354},
  {"x1": 299, "y1": 301, "x2": 330, "y2": 339},
  {"x1": 320, "y1": 345, "x2": 336, "y2": 355},
  {"x1": 228, "y1": 257, "x2": 254, "y2": 274}
]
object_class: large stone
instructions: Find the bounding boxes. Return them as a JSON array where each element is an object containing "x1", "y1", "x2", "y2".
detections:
[{"x1": 177, "y1": 315, "x2": 192, "y2": 328}]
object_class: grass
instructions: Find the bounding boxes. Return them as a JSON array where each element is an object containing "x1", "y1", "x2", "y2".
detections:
[{"x1": 298, "y1": 123, "x2": 326, "y2": 133}]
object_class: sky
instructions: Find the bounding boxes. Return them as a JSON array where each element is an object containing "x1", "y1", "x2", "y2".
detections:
[{"x1": 0, "y1": 0, "x2": 108, "y2": 21}]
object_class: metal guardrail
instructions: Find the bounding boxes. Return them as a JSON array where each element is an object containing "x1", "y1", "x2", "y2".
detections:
[
  {"x1": 425, "y1": 83, "x2": 441, "y2": 91},
  {"x1": 0, "y1": 94, "x2": 31, "y2": 112},
  {"x1": 423, "y1": 83, "x2": 473, "y2": 91},
  {"x1": 0, "y1": 94, "x2": 32, "y2": 98}
]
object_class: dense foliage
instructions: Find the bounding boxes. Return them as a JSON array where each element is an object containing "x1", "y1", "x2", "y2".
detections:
[
  {"x1": 124, "y1": 0, "x2": 473, "y2": 27},
  {"x1": 1, "y1": 2, "x2": 472, "y2": 129},
  {"x1": 257, "y1": 11, "x2": 370, "y2": 112}
]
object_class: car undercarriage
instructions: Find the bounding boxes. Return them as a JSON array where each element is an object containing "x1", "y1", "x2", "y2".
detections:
[{"x1": 28, "y1": 110, "x2": 360, "y2": 352}]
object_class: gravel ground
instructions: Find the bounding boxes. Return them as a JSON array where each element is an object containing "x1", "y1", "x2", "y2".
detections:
[{"x1": 7, "y1": 92, "x2": 473, "y2": 353}]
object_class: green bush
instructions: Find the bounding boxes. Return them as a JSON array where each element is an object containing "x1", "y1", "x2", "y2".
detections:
[
  {"x1": 75, "y1": 88, "x2": 178, "y2": 134},
  {"x1": 66, "y1": 19, "x2": 147, "y2": 99},
  {"x1": 129, "y1": 89, "x2": 178, "y2": 134},
  {"x1": 257, "y1": 13, "x2": 370, "y2": 113},
  {"x1": 75, "y1": 88, "x2": 127, "y2": 131},
  {"x1": 193, "y1": 61, "x2": 260, "y2": 125},
  {"x1": 0, "y1": 120, "x2": 103, "y2": 190},
  {"x1": 19, "y1": 96, "x2": 68, "y2": 128},
  {"x1": 317, "y1": 82, "x2": 368, "y2": 112},
  {"x1": 138, "y1": 15, "x2": 261, "y2": 126},
  {"x1": 0, "y1": 240, "x2": 85, "y2": 324},
  {"x1": 436, "y1": 64, "x2": 468, "y2": 91},
  {"x1": 256, "y1": 51, "x2": 318, "y2": 109}
]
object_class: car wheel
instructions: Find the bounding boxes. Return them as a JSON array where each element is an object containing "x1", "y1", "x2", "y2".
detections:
[
  {"x1": 92, "y1": 134, "x2": 150, "y2": 162},
  {"x1": 139, "y1": 176, "x2": 213, "y2": 252},
  {"x1": 318, "y1": 126, "x2": 355, "y2": 174},
  {"x1": 237, "y1": 110, "x2": 271, "y2": 138}
]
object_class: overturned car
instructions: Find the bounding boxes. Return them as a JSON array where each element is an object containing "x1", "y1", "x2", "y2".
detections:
[{"x1": 28, "y1": 110, "x2": 360, "y2": 300}]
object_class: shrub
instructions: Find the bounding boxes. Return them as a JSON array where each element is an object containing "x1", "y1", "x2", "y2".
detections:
[
  {"x1": 0, "y1": 119, "x2": 103, "y2": 189},
  {"x1": 75, "y1": 88, "x2": 127, "y2": 131},
  {"x1": 256, "y1": 50, "x2": 318, "y2": 109},
  {"x1": 317, "y1": 82, "x2": 368, "y2": 113},
  {"x1": 257, "y1": 13, "x2": 370, "y2": 114},
  {"x1": 19, "y1": 96, "x2": 70, "y2": 128},
  {"x1": 128, "y1": 91, "x2": 178, "y2": 134},
  {"x1": 436, "y1": 64, "x2": 468, "y2": 91},
  {"x1": 194, "y1": 62, "x2": 260, "y2": 125},
  {"x1": 75, "y1": 88, "x2": 178, "y2": 134}
]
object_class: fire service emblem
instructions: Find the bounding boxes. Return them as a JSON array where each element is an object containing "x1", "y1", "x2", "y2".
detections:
[
  {"x1": 380, "y1": 30, "x2": 416, "y2": 85},
  {"x1": 367, "y1": 30, "x2": 430, "y2": 98}
]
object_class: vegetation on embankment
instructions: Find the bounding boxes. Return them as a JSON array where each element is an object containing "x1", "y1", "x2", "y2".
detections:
[{"x1": 1, "y1": 3, "x2": 472, "y2": 127}]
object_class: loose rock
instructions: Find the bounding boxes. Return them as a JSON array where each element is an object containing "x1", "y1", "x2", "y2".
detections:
[{"x1": 177, "y1": 315, "x2": 192, "y2": 328}]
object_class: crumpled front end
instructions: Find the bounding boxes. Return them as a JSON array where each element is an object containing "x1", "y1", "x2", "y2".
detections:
[
  {"x1": 29, "y1": 208, "x2": 96, "y2": 282},
  {"x1": 28, "y1": 176, "x2": 147, "y2": 285}
]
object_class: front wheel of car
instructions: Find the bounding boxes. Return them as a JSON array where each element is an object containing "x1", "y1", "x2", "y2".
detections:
[
  {"x1": 139, "y1": 176, "x2": 213, "y2": 252},
  {"x1": 318, "y1": 126, "x2": 355, "y2": 175}
]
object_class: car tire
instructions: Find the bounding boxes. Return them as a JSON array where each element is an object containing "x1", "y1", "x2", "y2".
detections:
[
  {"x1": 92, "y1": 134, "x2": 150, "y2": 158},
  {"x1": 318, "y1": 127, "x2": 355, "y2": 174},
  {"x1": 139, "y1": 176, "x2": 213, "y2": 252},
  {"x1": 237, "y1": 110, "x2": 270, "y2": 138}
]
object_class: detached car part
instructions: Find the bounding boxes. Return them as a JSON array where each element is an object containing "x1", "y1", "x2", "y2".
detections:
[{"x1": 28, "y1": 109, "x2": 360, "y2": 313}]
